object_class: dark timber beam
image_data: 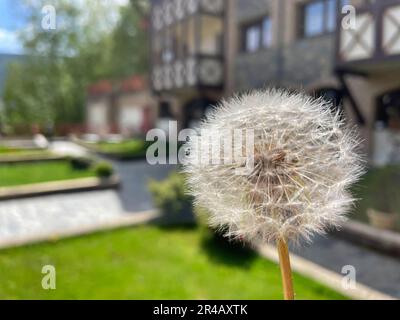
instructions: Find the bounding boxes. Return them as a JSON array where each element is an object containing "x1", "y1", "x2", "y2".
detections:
[{"x1": 335, "y1": 68, "x2": 366, "y2": 125}]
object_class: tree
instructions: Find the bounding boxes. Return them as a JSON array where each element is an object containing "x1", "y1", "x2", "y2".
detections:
[
  {"x1": 108, "y1": 4, "x2": 149, "y2": 78},
  {"x1": 129, "y1": 0, "x2": 149, "y2": 17},
  {"x1": 3, "y1": 0, "x2": 149, "y2": 133}
]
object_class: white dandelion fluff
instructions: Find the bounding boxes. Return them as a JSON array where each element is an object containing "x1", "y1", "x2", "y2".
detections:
[{"x1": 183, "y1": 88, "x2": 364, "y2": 245}]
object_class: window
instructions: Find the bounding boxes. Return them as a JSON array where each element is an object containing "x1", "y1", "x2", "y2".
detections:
[
  {"x1": 162, "y1": 29, "x2": 174, "y2": 63},
  {"x1": 159, "y1": 101, "x2": 173, "y2": 118},
  {"x1": 304, "y1": 1, "x2": 325, "y2": 37},
  {"x1": 326, "y1": 0, "x2": 337, "y2": 32},
  {"x1": 262, "y1": 18, "x2": 272, "y2": 48},
  {"x1": 377, "y1": 90, "x2": 400, "y2": 130},
  {"x1": 243, "y1": 17, "x2": 272, "y2": 53},
  {"x1": 245, "y1": 25, "x2": 261, "y2": 52},
  {"x1": 302, "y1": 0, "x2": 347, "y2": 37},
  {"x1": 200, "y1": 15, "x2": 224, "y2": 55}
]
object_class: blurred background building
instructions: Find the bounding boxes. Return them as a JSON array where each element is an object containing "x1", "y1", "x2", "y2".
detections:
[
  {"x1": 149, "y1": 0, "x2": 400, "y2": 166},
  {"x1": 86, "y1": 75, "x2": 156, "y2": 137}
]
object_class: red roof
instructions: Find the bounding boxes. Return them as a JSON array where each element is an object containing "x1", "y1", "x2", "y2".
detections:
[
  {"x1": 87, "y1": 80, "x2": 113, "y2": 96},
  {"x1": 87, "y1": 76, "x2": 147, "y2": 96},
  {"x1": 120, "y1": 75, "x2": 147, "y2": 93}
]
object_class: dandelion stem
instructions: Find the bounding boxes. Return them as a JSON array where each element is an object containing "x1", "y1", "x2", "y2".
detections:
[{"x1": 277, "y1": 237, "x2": 294, "y2": 300}]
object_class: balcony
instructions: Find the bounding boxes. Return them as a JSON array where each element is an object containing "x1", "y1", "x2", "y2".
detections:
[
  {"x1": 336, "y1": 0, "x2": 400, "y2": 72},
  {"x1": 150, "y1": 0, "x2": 226, "y2": 92}
]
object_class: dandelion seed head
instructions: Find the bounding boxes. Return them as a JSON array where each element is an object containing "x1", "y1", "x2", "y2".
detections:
[{"x1": 183, "y1": 88, "x2": 364, "y2": 245}]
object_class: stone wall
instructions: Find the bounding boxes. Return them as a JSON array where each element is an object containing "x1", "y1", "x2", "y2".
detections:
[
  {"x1": 234, "y1": 48, "x2": 280, "y2": 91},
  {"x1": 235, "y1": 35, "x2": 335, "y2": 91},
  {"x1": 281, "y1": 35, "x2": 335, "y2": 88},
  {"x1": 236, "y1": 0, "x2": 272, "y2": 23}
]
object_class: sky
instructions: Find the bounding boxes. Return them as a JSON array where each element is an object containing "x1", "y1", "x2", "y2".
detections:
[
  {"x1": 0, "y1": 0, "x2": 130, "y2": 55},
  {"x1": 0, "y1": 0, "x2": 29, "y2": 54}
]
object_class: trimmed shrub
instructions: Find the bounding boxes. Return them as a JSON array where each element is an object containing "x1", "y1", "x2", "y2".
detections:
[
  {"x1": 69, "y1": 157, "x2": 93, "y2": 170},
  {"x1": 93, "y1": 161, "x2": 114, "y2": 178},
  {"x1": 148, "y1": 172, "x2": 193, "y2": 218}
]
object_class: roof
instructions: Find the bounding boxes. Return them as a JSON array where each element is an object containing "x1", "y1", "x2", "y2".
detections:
[
  {"x1": 87, "y1": 75, "x2": 148, "y2": 97},
  {"x1": 120, "y1": 75, "x2": 147, "y2": 93},
  {"x1": 87, "y1": 80, "x2": 113, "y2": 96}
]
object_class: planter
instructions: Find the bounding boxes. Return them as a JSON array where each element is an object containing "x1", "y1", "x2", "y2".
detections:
[
  {"x1": 158, "y1": 202, "x2": 195, "y2": 225},
  {"x1": 0, "y1": 175, "x2": 120, "y2": 200},
  {"x1": 336, "y1": 219, "x2": 400, "y2": 257},
  {"x1": 367, "y1": 208, "x2": 398, "y2": 231}
]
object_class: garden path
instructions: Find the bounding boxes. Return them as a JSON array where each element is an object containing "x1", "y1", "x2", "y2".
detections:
[{"x1": 0, "y1": 158, "x2": 175, "y2": 245}]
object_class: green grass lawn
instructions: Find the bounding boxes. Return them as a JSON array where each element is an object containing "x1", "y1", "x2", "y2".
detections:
[
  {"x1": 0, "y1": 145, "x2": 23, "y2": 154},
  {"x1": 0, "y1": 160, "x2": 96, "y2": 187},
  {"x1": 0, "y1": 145, "x2": 50, "y2": 158},
  {"x1": 95, "y1": 139, "x2": 151, "y2": 158},
  {"x1": 0, "y1": 226, "x2": 347, "y2": 299}
]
